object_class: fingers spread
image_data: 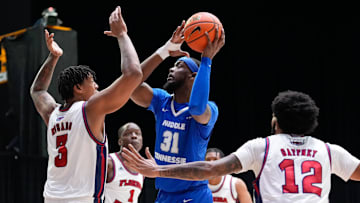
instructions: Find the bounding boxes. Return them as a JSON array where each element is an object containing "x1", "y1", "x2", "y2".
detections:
[{"x1": 145, "y1": 147, "x2": 154, "y2": 160}]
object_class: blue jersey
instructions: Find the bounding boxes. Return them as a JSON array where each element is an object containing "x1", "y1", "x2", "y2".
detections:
[{"x1": 148, "y1": 88, "x2": 219, "y2": 192}]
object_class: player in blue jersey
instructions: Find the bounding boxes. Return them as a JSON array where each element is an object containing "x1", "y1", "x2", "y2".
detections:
[{"x1": 130, "y1": 20, "x2": 225, "y2": 202}]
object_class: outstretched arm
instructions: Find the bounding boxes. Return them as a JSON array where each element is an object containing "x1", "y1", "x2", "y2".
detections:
[
  {"x1": 122, "y1": 144, "x2": 242, "y2": 180},
  {"x1": 30, "y1": 29, "x2": 62, "y2": 126},
  {"x1": 190, "y1": 27, "x2": 225, "y2": 124},
  {"x1": 130, "y1": 21, "x2": 189, "y2": 108},
  {"x1": 85, "y1": 6, "x2": 143, "y2": 141}
]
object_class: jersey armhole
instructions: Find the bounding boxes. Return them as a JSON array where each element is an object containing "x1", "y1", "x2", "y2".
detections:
[
  {"x1": 82, "y1": 101, "x2": 106, "y2": 146},
  {"x1": 230, "y1": 176, "x2": 237, "y2": 201},
  {"x1": 107, "y1": 155, "x2": 116, "y2": 183},
  {"x1": 252, "y1": 137, "x2": 270, "y2": 200},
  {"x1": 325, "y1": 143, "x2": 332, "y2": 171}
]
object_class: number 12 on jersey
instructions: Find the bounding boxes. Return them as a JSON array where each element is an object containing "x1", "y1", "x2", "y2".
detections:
[
  {"x1": 160, "y1": 130, "x2": 179, "y2": 154},
  {"x1": 279, "y1": 159, "x2": 322, "y2": 196}
]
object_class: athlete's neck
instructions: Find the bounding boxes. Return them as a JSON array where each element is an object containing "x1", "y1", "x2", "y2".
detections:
[
  {"x1": 63, "y1": 100, "x2": 75, "y2": 109},
  {"x1": 208, "y1": 176, "x2": 222, "y2": 185},
  {"x1": 173, "y1": 90, "x2": 191, "y2": 103}
]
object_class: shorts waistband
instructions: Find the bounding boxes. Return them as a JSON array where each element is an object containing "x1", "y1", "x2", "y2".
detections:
[{"x1": 159, "y1": 183, "x2": 209, "y2": 194}]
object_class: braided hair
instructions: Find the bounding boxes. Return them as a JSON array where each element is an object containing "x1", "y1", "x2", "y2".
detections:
[{"x1": 57, "y1": 65, "x2": 96, "y2": 101}]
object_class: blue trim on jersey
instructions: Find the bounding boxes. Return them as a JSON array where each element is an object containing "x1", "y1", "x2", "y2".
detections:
[
  {"x1": 253, "y1": 179, "x2": 263, "y2": 203},
  {"x1": 82, "y1": 102, "x2": 106, "y2": 146},
  {"x1": 252, "y1": 137, "x2": 269, "y2": 203},
  {"x1": 93, "y1": 144, "x2": 107, "y2": 203},
  {"x1": 148, "y1": 88, "x2": 218, "y2": 193},
  {"x1": 325, "y1": 143, "x2": 332, "y2": 169}
]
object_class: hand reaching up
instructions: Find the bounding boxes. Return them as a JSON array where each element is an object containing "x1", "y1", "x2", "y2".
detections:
[
  {"x1": 45, "y1": 29, "x2": 63, "y2": 57},
  {"x1": 104, "y1": 6, "x2": 128, "y2": 38}
]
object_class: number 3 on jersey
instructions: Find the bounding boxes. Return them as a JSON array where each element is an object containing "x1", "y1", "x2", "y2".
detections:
[
  {"x1": 55, "y1": 134, "x2": 68, "y2": 167},
  {"x1": 160, "y1": 130, "x2": 179, "y2": 154}
]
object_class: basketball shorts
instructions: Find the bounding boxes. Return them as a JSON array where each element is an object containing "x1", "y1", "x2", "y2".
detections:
[{"x1": 155, "y1": 184, "x2": 212, "y2": 203}]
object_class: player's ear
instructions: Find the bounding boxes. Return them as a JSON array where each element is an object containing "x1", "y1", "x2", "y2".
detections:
[
  {"x1": 191, "y1": 72, "x2": 197, "y2": 78},
  {"x1": 73, "y1": 84, "x2": 82, "y2": 94},
  {"x1": 271, "y1": 114, "x2": 278, "y2": 134}
]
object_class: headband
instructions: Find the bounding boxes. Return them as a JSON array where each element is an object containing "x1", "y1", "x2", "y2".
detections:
[{"x1": 177, "y1": 56, "x2": 199, "y2": 73}]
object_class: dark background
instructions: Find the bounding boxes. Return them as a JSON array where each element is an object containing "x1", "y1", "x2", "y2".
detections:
[{"x1": 1, "y1": 0, "x2": 360, "y2": 202}]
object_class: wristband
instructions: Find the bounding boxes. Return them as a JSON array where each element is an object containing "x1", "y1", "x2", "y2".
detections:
[{"x1": 155, "y1": 40, "x2": 182, "y2": 60}]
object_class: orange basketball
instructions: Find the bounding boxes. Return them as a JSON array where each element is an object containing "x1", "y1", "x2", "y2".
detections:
[{"x1": 183, "y1": 12, "x2": 223, "y2": 53}]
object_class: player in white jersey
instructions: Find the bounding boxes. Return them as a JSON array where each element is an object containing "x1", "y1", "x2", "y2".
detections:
[
  {"x1": 205, "y1": 148, "x2": 252, "y2": 203},
  {"x1": 30, "y1": 6, "x2": 142, "y2": 203},
  {"x1": 105, "y1": 122, "x2": 144, "y2": 203},
  {"x1": 121, "y1": 90, "x2": 360, "y2": 203}
]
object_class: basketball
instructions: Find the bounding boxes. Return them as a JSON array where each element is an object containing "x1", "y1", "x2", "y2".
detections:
[{"x1": 183, "y1": 12, "x2": 223, "y2": 53}]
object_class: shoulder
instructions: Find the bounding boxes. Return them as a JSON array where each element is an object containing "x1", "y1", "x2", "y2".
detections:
[
  {"x1": 232, "y1": 176, "x2": 247, "y2": 188},
  {"x1": 326, "y1": 142, "x2": 352, "y2": 156},
  {"x1": 107, "y1": 153, "x2": 115, "y2": 167},
  {"x1": 207, "y1": 101, "x2": 219, "y2": 113},
  {"x1": 234, "y1": 137, "x2": 266, "y2": 155},
  {"x1": 152, "y1": 88, "x2": 170, "y2": 98}
]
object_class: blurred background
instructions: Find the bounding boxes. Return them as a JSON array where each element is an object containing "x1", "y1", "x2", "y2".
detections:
[{"x1": 1, "y1": 1, "x2": 360, "y2": 202}]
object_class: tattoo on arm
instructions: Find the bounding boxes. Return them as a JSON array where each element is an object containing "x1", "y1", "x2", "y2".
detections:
[
  {"x1": 159, "y1": 154, "x2": 242, "y2": 181},
  {"x1": 31, "y1": 54, "x2": 58, "y2": 93},
  {"x1": 30, "y1": 53, "x2": 59, "y2": 125}
]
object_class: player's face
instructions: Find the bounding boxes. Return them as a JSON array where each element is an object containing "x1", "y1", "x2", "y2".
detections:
[
  {"x1": 119, "y1": 123, "x2": 143, "y2": 152},
  {"x1": 163, "y1": 60, "x2": 192, "y2": 92},
  {"x1": 80, "y1": 74, "x2": 99, "y2": 100},
  {"x1": 205, "y1": 152, "x2": 221, "y2": 162}
]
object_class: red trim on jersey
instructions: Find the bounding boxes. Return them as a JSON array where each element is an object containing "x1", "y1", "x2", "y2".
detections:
[
  {"x1": 82, "y1": 102, "x2": 106, "y2": 146},
  {"x1": 98, "y1": 146, "x2": 107, "y2": 201},
  {"x1": 96, "y1": 145, "x2": 106, "y2": 201},
  {"x1": 212, "y1": 175, "x2": 226, "y2": 193},
  {"x1": 115, "y1": 152, "x2": 139, "y2": 175},
  {"x1": 229, "y1": 176, "x2": 237, "y2": 201},
  {"x1": 107, "y1": 155, "x2": 116, "y2": 183},
  {"x1": 325, "y1": 143, "x2": 332, "y2": 170},
  {"x1": 252, "y1": 137, "x2": 270, "y2": 196},
  {"x1": 59, "y1": 103, "x2": 73, "y2": 112}
]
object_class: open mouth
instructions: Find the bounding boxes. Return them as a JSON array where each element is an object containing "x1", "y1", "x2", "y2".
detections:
[{"x1": 167, "y1": 74, "x2": 174, "y2": 81}]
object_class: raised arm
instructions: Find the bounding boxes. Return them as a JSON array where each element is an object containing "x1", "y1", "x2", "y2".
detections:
[
  {"x1": 130, "y1": 21, "x2": 189, "y2": 108},
  {"x1": 190, "y1": 27, "x2": 225, "y2": 124},
  {"x1": 122, "y1": 144, "x2": 242, "y2": 180},
  {"x1": 85, "y1": 6, "x2": 142, "y2": 140},
  {"x1": 30, "y1": 29, "x2": 62, "y2": 126}
]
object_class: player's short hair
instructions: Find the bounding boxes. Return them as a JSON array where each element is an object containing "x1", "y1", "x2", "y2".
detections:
[
  {"x1": 271, "y1": 90, "x2": 319, "y2": 135},
  {"x1": 117, "y1": 122, "x2": 141, "y2": 139},
  {"x1": 57, "y1": 65, "x2": 96, "y2": 101},
  {"x1": 206, "y1": 148, "x2": 225, "y2": 158}
]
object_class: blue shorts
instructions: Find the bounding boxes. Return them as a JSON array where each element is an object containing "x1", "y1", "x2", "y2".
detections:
[{"x1": 155, "y1": 184, "x2": 212, "y2": 203}]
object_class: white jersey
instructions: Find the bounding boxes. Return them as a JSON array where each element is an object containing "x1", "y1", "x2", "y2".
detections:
[
  {"x1": 233, "y1": 134, "x2": 360, "y2": 203},
  {"x1": 44, "y1": 101, "x2": 108, "y2": 203},
  {"x1": 104, "y1": 153, "x2": 144, "y2": 203},
  {"x1": 209, "y1": 175, "x2": 238, "y2": 203}
]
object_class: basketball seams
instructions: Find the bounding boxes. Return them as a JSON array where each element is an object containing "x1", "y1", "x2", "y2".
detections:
[
  {"x1": 185, "y1": 20, "x2": 219, "y2": 44},
  {"x1": 184, "y1": 12, "x2": 222, "y2": 52},
  {"x1": 186, "y1": 25, "x2": 220, "y2": 44}
]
